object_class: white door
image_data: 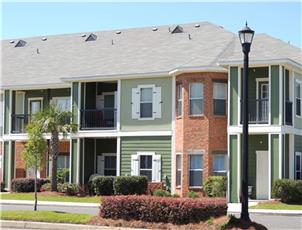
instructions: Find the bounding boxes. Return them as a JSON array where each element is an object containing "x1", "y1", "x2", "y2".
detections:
[{"x1": 256, "y1": 151, "x2": 269, "y2": 200}]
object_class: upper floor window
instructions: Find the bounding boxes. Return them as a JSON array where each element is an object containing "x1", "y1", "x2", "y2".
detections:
[
  {"x1": 176, "y1": 84, "x2": 183, "y2": 117},
  {"x1": 213, "y1": 82, "x2": 227, "y2": 115},
  {"x1": 296, "y1": 81, "x2": 301, "y2": 117},
  {"x1": 51, "y1": 97, "x2": 71, "y2": 112},
  {"x1": 189, "y1": 83, "x2": 204, "y2": 115},
  {"x1": 131, "y1": 85, "x2": 161, "y2": 120},
  {"x1": 213, "y1": 153, "x2": 227, "y2": 176}
]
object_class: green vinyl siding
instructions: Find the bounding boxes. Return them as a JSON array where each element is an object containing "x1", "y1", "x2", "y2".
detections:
[
  {"x1": 120, "y1": 136, "x2": 171, "y2": 188},
  {"x1": 230, "y1": 67, "x2": 238, "y2": 125},
  {"x1": 294, "y1": 135, "x2": 302, "y2": 153},
  {"x1": 72, "y1": 82, "x2": 79, "y2": 124},
  {"x1": 271, "y1": 65, "x2": 280, "y2": 125},
  {"x1": 271, "y1": 134, "x2": 280, "y2": 186},
  {"x1": 71, "y1": 139, "x2": 78, "y2": 183},
  {"x1": 4, "y1": 90, "x2": 10, "y2": 134},
  {"x1": 120, "y1": 77, "x2": 172, "y2": 131},
  {"x1": 229, "y1": 135, "x2": 238, "y2": 203}
]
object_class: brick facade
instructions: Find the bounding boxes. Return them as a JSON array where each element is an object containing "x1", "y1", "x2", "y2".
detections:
[
  {"x1": 14, "y1": 140, "x2": 70, "y2": 179},
  {"x1": 175, "y1": 72, "x2": 227, "y2": 197}
]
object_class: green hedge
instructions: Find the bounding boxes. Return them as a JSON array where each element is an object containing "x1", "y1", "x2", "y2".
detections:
[
  {"x1": 204, "y1": 176, "x2": 227, "y2": 197},
  {"x1": 272, "y1": 179, "x2": 302, "y2": 204},
  {"x1": 88, "y1": 176, "x2": 148, "y2": 196}
]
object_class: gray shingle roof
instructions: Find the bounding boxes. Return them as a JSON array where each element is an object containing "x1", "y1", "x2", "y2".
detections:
[{"x1": 1, "y1": 21, "x2": 301, "y2": 88}]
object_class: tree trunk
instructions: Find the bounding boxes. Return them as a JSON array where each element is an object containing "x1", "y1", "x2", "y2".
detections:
[
  {"x1": 34, "y1": 163, "x2": 38, "y2": 211},
  {"x1": 51, "y1": 131, "x2": 59, "y2": 192}
]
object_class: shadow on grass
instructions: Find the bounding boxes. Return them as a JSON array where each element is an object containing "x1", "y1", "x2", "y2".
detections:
[{"x1": 221, "y1": 215, "x2": 268, "y2": 230}]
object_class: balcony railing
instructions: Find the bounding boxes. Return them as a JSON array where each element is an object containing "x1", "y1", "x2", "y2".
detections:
[
  {"x1": 12, "y1": 114, "x2": 30, "y2": 133},
  {"x1": 285, "y1": 101, "x2": 293, "y2": 125},
  {"x1": 80, "y1": 109, "x2": 117, "y2": 130},
  {"x1": 241, "y1": 99, "x2": 269, "y2": 124}
]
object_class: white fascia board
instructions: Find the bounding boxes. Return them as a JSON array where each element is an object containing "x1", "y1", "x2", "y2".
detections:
[
  {"x1": 218, "y1": 58, "x2": 302, "y2": 73},
  {"x1": 0, "y1": 83, "x2": 71, "y2": 90},
  {"x1": 61, "y1": 71, "x2": 169, "y2": 82},
  {"x1": 228, "y1": 125, "x2": 282, "y2": 134},
  {"x1": 168, "y1": 66, "x2": 227, "y2": 75},
  {"x1": 3, "y1": 133, "x2": 71, "y2": 141}
]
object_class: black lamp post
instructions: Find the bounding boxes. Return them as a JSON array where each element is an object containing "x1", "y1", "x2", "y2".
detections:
[{"x1": 238, "y1": 22, "x2": 254, "y2": 222}]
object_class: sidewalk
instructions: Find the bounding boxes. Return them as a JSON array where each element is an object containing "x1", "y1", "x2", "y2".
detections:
[
  {"x1": 0, "y1": 199, "x2": 99, "y2": 207},
  {"x1": 228, "y1": 203, "x2": 302, "y2": 216},
  {"x1": 0, "y1": 220, "x2": 147, "y2": 230}
]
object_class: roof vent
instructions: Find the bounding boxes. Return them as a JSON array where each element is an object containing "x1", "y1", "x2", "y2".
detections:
[
  {"x1": 81, "y1": 34, "x2": 86, "y2": 37},
  {"x1": 152, "y1": 27, "x2": 158, "y2": 31},
  {"x1": 10, "y1": 40, "x2": 15, "y2": 44},
  {"x1": 116, "y1": 31, "x2": 121, "y2": 34},
  {"x1": 85, "y1": 33, "x2": 97, "y2": 42},
  {"x1": 15, "y1": 40, "x2": 27, "y2": 47},
  {"x1": 171, "y1": 25, "x2": 183, "y2": 34},
  {"x1": 42, "y1": 37, "x2": 47, "y2": 41},
  {"x1": 195, "y1": 24, "x2": 200, "y2": 28}
]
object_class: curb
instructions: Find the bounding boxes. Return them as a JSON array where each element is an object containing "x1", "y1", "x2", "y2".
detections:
[
  {"x1": 228, "y1": 209, "x2": 302, "y2": 216},
  {"x1": 0, "y1": 200, "x2": 99, "y2": 208},
  {"x1": 0, "y1": 220, "x2": 148, "y2": 230}
]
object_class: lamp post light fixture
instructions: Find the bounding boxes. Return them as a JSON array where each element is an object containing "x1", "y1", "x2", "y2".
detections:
[{"x1": 238, "y1": 22, "x2": 254, "y2": 222}]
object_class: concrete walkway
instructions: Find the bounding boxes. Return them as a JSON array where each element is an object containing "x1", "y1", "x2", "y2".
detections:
[{"x1": 0, "y1": 220, "x2": 147, "y2": 230}]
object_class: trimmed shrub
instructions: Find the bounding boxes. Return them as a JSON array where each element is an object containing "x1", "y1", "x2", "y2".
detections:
[
  {"x1": 40, "y1": 183, "x2": 51, "y2": 192},
  {"x1": 204, "y1": 176, "x2": 227, "y2": 197},
  {"x1": 272, "y1": 179, "x2": 302, "y2": 204},
  {"x1": 153, "y1": 189, "x2": 171, "y2": 197},
  {"x1": 57, "y1": 183, "x2": 68, "y2": 193},
  {"x1": 1, "y1": 181, "x2": 5, "y2": 192},
  {"x1": 64, "y1": 183, "x2": 80, "y2": 196},
  {"x1": 187, "y1": 191, "x2": 199, "y2": 198},
  {"x1": 100, "y1": 195, "x2": 227, "y2": 224},
  {"x1": 148, "y1": 182, "x2": 165, "y2": 195},
  {"x1": 57, "y1": 168, "x2": 69, "y2": 184},
  {"x1": 11, "y1": 178, "x2": 50, "y2": 193},
  {"x1": 113, "y1": 176, "x2": 148, "y2": 195},
  {"x1": 90, "y1": 176, "x2": 114, "y2": 196}
]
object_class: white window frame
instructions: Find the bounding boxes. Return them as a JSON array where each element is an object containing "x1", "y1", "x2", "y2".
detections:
[
  {"x1": 176, "y1": 84, "x2": 183, "y2": 117},
  {"x1": 295, "y1": 152, "x2": 302, "y2": 180},
  {"x1": 51, "y1": 96, "x2": 71, "y2": 112},
  {"x1": 188, "y1": 150, "x2": 204, "y2": 188},
  {"x1": 176, "y1": 153, "x2": 182, "y2": 188},
  {"x1": 137, "y1": 151, "x2": 154, "y2": 181},
  {"x1": 28, "y1": 97, "x2": 43, "y2": 115},
  {"x1": 213, "y1": 153, "x2": 227, "y2": 175},
  {"x1": 189, "y1": 82, "x2": 204, "y2": 116},
  {"x1": 213, "y1": 82, "x2": 227, "y2": 116},
  {"x1": 138, "y1": 85, "x2": 155, "y2": 120},
  {"x1": 295, "y1": 79, "x2": 301, "y2": 118},
  {"x1": 57, "y1": 154, "x2": 70, "y2": 169}
]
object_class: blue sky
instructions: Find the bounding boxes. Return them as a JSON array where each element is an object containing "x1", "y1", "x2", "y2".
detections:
[{"x1": 1, "y1": 2, "x2": 301, "y2": 48}]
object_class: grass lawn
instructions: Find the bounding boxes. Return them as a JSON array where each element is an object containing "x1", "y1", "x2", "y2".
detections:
[
  {"x1": 250, "y1": 202, "x2": 302, "y2": 210},
  {"x1": 0, "y1": 210, "x2": 93, "y2": 224},
  {"x1": 0, "y1": 192, "x2": 100, "y2": 203}
]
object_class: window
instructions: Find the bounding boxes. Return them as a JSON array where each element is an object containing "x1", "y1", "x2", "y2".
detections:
[
  {"x1": 189, "y1": 153, "x2": 203, "y2": 187},
  {"x1": 104, "y1": 155, "x2": 117, "y2": 176},
  {"x1": 51, "y1": 97, "x2": 71, "y2": 112},
  {"x1": 140, "y1": 88, "x2": 153, "y2": 118},
  {"x1": 176, "y1": 154, "x2": 182, "y2": 186},
  {"x1": 295, "y1": 152, "x2": 302, "y2": 180},
  {"x1": 140, "y1": 155, "x2": 153, "y2": 181},
  {"x1": 29, "y1": 99, "x2": 42, "y2": 115},
  {"x1": 213, "y1": 153, "x2": 227, "y2": 176},
  {"x1": 213, "y1": 82, "x2": 227, "y2": 115},
  {"x1": 189, "y1": 83, "x2": 203, "y2": 115},
  {"x1": 131, "y1": 85, "x2": 161, "y2": 120},
  {"x1": 296, "y1": 81, "x2": 301, "y2": 116},
  {"x1": 57, "y1": 155, "x2": 70, "y2": 169},
  {"x1": 176, "y1": 84, "x2": 183, "y2": 117}
]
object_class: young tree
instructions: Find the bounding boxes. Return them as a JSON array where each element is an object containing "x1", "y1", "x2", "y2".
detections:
[
  {"x1": 22, "y1": 120, "x2": 47, "y2": 211},
  {"x1": 35, "y1": 104, "x2": 76, "y2": 191}
]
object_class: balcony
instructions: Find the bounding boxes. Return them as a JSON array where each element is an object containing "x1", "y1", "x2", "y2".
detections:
[
  {"x1": 12, "y1": 114, "x2": 30, "y2": 133},
  {"x1": 285, "y1": 101, "x2": 293, "y2": 125},
  {"x1": 80, "y1": 109, "x2": 117, "y2": 130},
  {"x1": 241, "y1": 99, "x2": 269, "y2": 124}
]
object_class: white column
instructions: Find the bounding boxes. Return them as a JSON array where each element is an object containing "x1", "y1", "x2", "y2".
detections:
[
  {"x1": 117, "y1": 79, "x2": 121, "y2": 131},
  {"x1": 268, "y1": 133, "x2": 272, "y2": 199},
  {"x1": 171, "y1": 75, "x2": 176, "y2": 194},
  {"x1": 116, "y1": 137, "x2": 121, "y2": 176}
]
